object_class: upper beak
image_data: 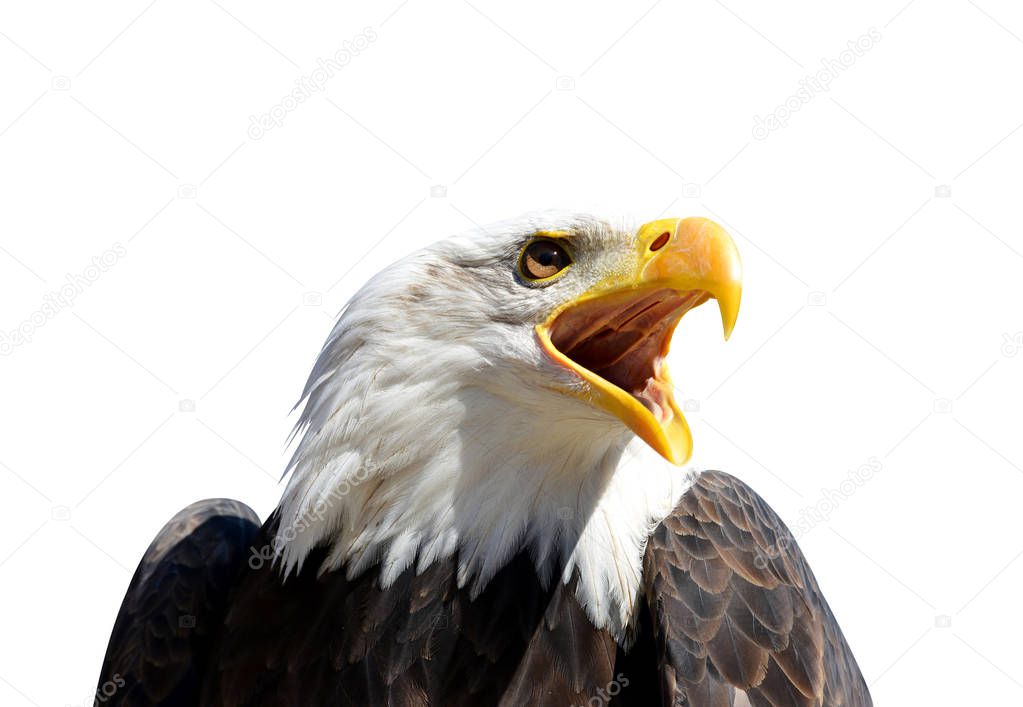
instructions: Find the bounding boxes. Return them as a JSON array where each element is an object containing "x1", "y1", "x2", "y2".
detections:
[{"x1": 535, "y1": 217, "x2": 742, "y2": 465}]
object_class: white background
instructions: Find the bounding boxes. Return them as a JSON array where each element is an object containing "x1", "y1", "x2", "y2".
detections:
[{"x1": 2, "y1": 1, "x2": 1022, "y2": 704}]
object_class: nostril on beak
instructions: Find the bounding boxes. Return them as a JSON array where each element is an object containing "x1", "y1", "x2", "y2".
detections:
[{"x1": 650, "y1": 231, "x2": 671, "y2": 252}]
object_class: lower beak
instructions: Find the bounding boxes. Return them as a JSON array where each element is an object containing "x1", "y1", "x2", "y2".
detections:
[{"x1": 535, "y1": 217, "x2": 742, "y2": 465}]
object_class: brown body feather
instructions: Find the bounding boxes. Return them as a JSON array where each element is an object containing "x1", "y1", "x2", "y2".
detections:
[
  {"x1": 643, "y1": 471, "x2": 872, "y2": 706},
  {"x1": 97, "y1": 472, "x2": 871, "y2": 706}
]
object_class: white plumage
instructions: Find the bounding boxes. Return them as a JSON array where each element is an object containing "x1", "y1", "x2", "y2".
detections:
[{"x1": 276, "y1": 213, "x2": 694, "y2": 642}]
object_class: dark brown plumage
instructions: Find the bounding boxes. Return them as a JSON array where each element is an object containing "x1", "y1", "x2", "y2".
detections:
[
  {"x1": 97, "y1": 472, "x2": 871, "y2": 706},
  {"x1": 643, "y1": 472, "x2": 872, "y2": 706},
  {"x1": 96, "y1": 500, "x2": 260, "y2": 705}
]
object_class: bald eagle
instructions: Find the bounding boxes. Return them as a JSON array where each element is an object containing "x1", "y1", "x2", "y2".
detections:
[{"x1": 97, "y1": 214, "x2": 871, "y2": 706}]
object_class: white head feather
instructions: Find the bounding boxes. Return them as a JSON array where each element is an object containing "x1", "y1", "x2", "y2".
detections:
[{"x1": 276, "y1": 212, "x2": 693, "y2": 642}]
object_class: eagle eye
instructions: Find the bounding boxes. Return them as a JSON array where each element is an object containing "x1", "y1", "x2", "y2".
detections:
[{"x1": 519, "y1": 239, "x2": 572, "y2": 282}]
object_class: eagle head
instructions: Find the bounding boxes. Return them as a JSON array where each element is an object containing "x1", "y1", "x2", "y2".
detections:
[
  {"x1": 278, "y1": 212, "x2": 741, "y2": 632},
  {"x1": 371, "y1": 212, "x2": 741, "y2": 464}
]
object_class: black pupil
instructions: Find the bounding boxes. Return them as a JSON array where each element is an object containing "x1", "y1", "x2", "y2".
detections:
[{"x1": 523, "y1": 240, "x2": 569, "y2": 279}]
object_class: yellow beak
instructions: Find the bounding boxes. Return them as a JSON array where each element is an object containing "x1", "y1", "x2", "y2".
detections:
[{"x1": 535, "y1": 217, "x2": 742, "y2": 465}]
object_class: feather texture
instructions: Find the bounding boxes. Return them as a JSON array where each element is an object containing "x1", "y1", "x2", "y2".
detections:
[
  {"x1": 200, "y1": 512, "x2": 620, "y2": 706},
  {"x1": 641, "y1": 471, "x2": 872, "y2": 706},
  {"x1": 97, "y1": 478, "x2": 872, "y2": 706},
  {"x1": 95, "y1": 499, "x2": 260, "y2": 706}
]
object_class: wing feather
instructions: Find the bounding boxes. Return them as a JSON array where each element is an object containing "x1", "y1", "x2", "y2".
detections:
[
  {"x1": 96, "y1": 499, "x2": 260, "y2": 706},
  {"x1": 641, "y1": 471, "x2": 871, "y2": 706}
]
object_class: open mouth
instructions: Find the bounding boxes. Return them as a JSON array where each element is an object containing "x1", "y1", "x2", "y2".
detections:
[
  {"x1": 536, "y1": 216, "x2": 744, "y2": 464},
  {"x1": 535, "y1": 216, "x2": 742, "y2": 465},
  {"x1": 535, "y1": 285, "x2": 717, "y2": 465},
  {"x1": 545, "y1": 287, "x2": 708, "y2": 423}
]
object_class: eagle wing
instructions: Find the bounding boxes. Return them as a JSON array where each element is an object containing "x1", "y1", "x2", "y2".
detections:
[
  {"x1": 641, "y1": 471, "x2": 872, "y2": 707},
  {"x1": 96, "y1": 499, "x2": 260, "y2": 706}
]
